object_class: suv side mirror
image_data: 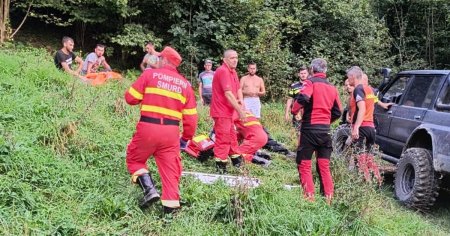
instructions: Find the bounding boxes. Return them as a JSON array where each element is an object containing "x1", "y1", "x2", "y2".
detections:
[
  {"x1": 381, "y1": 68, "x2": 391, "y2": 83},
  {"x1": 378, "y1": 68, "x2": 392, "y2": 91},
  {"x1": 436, "y1": 98, "x2": 450, "y2": 110}
]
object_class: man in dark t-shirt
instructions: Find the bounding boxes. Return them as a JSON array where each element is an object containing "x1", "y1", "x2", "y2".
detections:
[
  {"x1": 54, "y1": 36, "x2": 83, "y2": 77},
  {"x1": 285, "y1": 66, "x2": 309, "y2": 133},
  {"x1": 347, "y1": 66, "x2": 382, "y2": 186}
]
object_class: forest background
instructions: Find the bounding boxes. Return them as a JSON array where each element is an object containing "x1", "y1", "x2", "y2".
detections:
[{"x1": 1, "y1": 0, "x2": 449, "y2": 100}]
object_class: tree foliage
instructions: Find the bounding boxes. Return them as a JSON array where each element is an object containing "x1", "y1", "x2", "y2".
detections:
[{"x1": 6, "y1": 0, "x2": 450, "y2": 100}]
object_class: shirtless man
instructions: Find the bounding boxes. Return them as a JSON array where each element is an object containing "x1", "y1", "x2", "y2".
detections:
[{"x1": 240, "y1": 62, "x2": 266, "y2": 118}]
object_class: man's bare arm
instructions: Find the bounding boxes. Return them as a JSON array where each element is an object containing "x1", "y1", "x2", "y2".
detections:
[
  {"x1": 102, "y1": 59, "x2": 112, "y2": 71},
  {"x1": 237, "y1": 88, "x2": 244, "y2": 107},
  {"x1": 352, "y1": 101, "x2": 366, "y2": 140},
  {"x1": 225, "y1": 90, "x2": 245, "y2": 120},
  {"x1": 285, "y1": 98, "x2": 293, "y2": 121},
  {"x1": 61, "y1": 62, "x2": 79, "y2": 77},
  {"x1": 75, "y1": 56, "x2": 83, "y2": 73},
  {"x1": 258, "y1": 77, "x2": 266, "y2": 96},
  {"x1": 377, "y1": 101, "x2": 393, "y2": 110},
  {"x1": 87, "y1": 62, "x2": 94, "y2": 74},
  {"x1": 198, "y1": 83, "x2": 203, "y2": 104}
]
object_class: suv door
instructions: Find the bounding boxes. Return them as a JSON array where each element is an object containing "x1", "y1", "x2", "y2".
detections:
[
  {"x1": 375, "y1": 75, "x2": 412, "y2": 156},
  {"x1": 388, "y1": 75, "x2": 441, "y2": 154}
]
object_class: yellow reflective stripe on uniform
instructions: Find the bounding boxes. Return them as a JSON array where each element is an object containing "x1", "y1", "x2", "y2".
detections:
[
  {"x1": 244, "y1": 121, "x2": 261, "y2": 126},
  {"x1": 131, "y1": 168, "x2": 149, "y2": 183},
  {"x1": 145, "y1": 87, "x2": 187, "y2": 104},
  {"x1": 161, "y1": 200, "x2": 180, "y2": 208},
  {"x1": 141, "y1": 105, "x2": 182, "y2": 119},
  {"x1": 214, "y1": 157, "x2": 228, "y2": 162},
  {"x1": 182, "y1": 108, "x2": 197, "y2": 115},
  {"x1": 366, "y1": 94, "x2": 377, "y2": 100},
  {"x1": 129, "y1": 87, "x2": 143, "y2": 100},
  {"x1": 193, "y1": 135, "x2": 208, "y2": 142}
]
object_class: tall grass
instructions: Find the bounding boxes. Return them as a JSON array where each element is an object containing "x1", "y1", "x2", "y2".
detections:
[{"x1": 0, "y1": 45, "x2": 448, "y2": 235}]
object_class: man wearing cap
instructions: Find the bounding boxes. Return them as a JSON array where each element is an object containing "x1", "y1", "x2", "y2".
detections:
[
  {"x1": 198, "y1": 59, "x2": 215, "y2": 105},
  {"x1": 124, "y1": 46, "x2": 198, "y2": 214},
  {"x1": 210, "y1": 49, "x2": 246, "y2": 173}
]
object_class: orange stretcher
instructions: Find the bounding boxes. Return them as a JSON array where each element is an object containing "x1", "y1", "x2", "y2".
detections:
[{"x1": 84, "y1": 71, "x2": 123, "y2": 85}]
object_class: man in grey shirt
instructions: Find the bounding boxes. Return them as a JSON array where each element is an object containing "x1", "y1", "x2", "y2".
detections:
[
  {"x1": 140, "y1": 41, "x2": 160, "y2": 71},
  {"x1": 198, "y1": 59, "x2": 215, "y2": 105},
  {"x1": 81, "y1": 44, "x2": 112, "y2": 75}
]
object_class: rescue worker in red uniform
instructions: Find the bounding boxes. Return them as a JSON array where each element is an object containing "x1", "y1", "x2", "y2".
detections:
[
  {"x1": 124, "y1": 46, "x2": 198, "y2": 214},
  {"x1": 347, "y1": 66, "x2": 382, "y2": 185},
  {"x1": 294, "y1": 58, "x2": 342, "y2": 204},
  {"x1": 210, "y1": 49, "x2": 246, "y2": 173},
  {"x1": 234, "y1": 111, "x2": 270, "y2": 167}
]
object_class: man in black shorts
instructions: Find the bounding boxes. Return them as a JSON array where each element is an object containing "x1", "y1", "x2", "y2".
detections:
[
  {"x1": 54, "y1": 36, "x2": 83, "y2": 77},
  {"x1": 347, "y1": 66, "x2": 382, "y2": 185}
]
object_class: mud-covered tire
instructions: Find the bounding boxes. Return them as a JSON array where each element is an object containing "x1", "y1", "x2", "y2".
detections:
[
  {"x1": 394, "y1": 148, "x2": 439, "y2": 211},
  {"x1": 332, "y1": 124, "x2": 351, "y2": 156}
]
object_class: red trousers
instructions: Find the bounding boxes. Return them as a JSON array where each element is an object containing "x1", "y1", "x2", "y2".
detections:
[
  {"x1": 213, "y1": 117, "x2": 239, "y2": 161},
  {"x1": 297, "y1": 159, "x2": 333, "y2": 199},
  {"x1": 126, "y1": 122, "x2": 181, "y2": 208},
  {"x1": 238, "y1": 126, "x2": 268, "y2": 161}
]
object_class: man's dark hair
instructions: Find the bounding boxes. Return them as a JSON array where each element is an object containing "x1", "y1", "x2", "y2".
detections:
[
  {"x1": 248, "y1": 61, "x2": 256, "y2": 66},
  {"x1": 146, "y1": 41, "x2": 153, "y2": 46},
  {"x1": 62, "y1": 36, "x2": 73, "y2": 45},
  {"x1": 298, "y1": 65, "x2": 308, "y2": 72},
  {"x1": 96, "y1": 44, "x2": 106, "y2": 48}
]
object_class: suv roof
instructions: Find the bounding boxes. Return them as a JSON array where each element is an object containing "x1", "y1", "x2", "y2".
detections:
[{"x1": 397, "y1": 70, "x2": 450, "y2": 75}]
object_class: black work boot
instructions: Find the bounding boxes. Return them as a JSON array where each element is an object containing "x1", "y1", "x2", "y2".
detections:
[
  {"x1": 230, "y1": 155, "x2": 243, "y2": 168},
  {"x1": 251, "y1": 155, "x2": 271, "y2": 168},
  {"x1": 137, "y1": 173, "x2": 160, "y2": 208},
  {"x1": 216, "y1": 161, "x2": 227, "y2": 174},
  {"x1": 255, "y1": 150, "x2": 272, "y2": 160},
  {"x1": 163, "y1": 206, "x2": 181, "y2": 215}
]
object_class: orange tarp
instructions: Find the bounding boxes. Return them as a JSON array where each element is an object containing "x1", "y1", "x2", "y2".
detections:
[{"x1": 85, "y1": 72, "x2": 123, "y2": 85}]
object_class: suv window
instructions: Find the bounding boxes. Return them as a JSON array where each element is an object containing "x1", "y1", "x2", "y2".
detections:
[
  {"x1": 382, "y1": 76, "x2": 411, "y2": 103},
  {"x1": 436, "y1": 78, "x2": 450, "y2": 112},
  {"x1": 441, "y1": 87, "x2": 450, "y2": 105},
  {"x1": 402, "y1": 75, "x2": 439, "y2": 108}
]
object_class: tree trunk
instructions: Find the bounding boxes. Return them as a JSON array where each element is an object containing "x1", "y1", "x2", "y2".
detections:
[{"x1": 0, "y1": 0, "x2": 11, "y2": 44}]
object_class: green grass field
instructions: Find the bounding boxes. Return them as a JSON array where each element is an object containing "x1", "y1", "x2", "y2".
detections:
[{"x1": 0, "y1": 45, "x2": 449, "y2": 235}]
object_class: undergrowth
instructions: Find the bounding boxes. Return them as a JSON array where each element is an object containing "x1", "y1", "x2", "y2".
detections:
[{"x1": 0, "y1": 45, "x2": 449, "y2": 235}]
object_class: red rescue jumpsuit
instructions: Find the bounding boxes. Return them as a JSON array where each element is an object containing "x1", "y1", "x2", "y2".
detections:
[
  {"x1": 234, "y1": 111, "x2": 268, "y2": 161},
  {"x1": 210, "y1": 63, "x2": 241, "y2": 162},
  {"x1": 125, "y1": 66, "x2": 198, "y2": 208}
]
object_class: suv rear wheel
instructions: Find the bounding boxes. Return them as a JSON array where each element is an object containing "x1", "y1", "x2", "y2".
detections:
[
  {"x1": 394, "y1": 148, "x2": 439, "y2": 211},
  {"x1": 332, "y1": 124, "x2": 351, "y2": 155}
]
